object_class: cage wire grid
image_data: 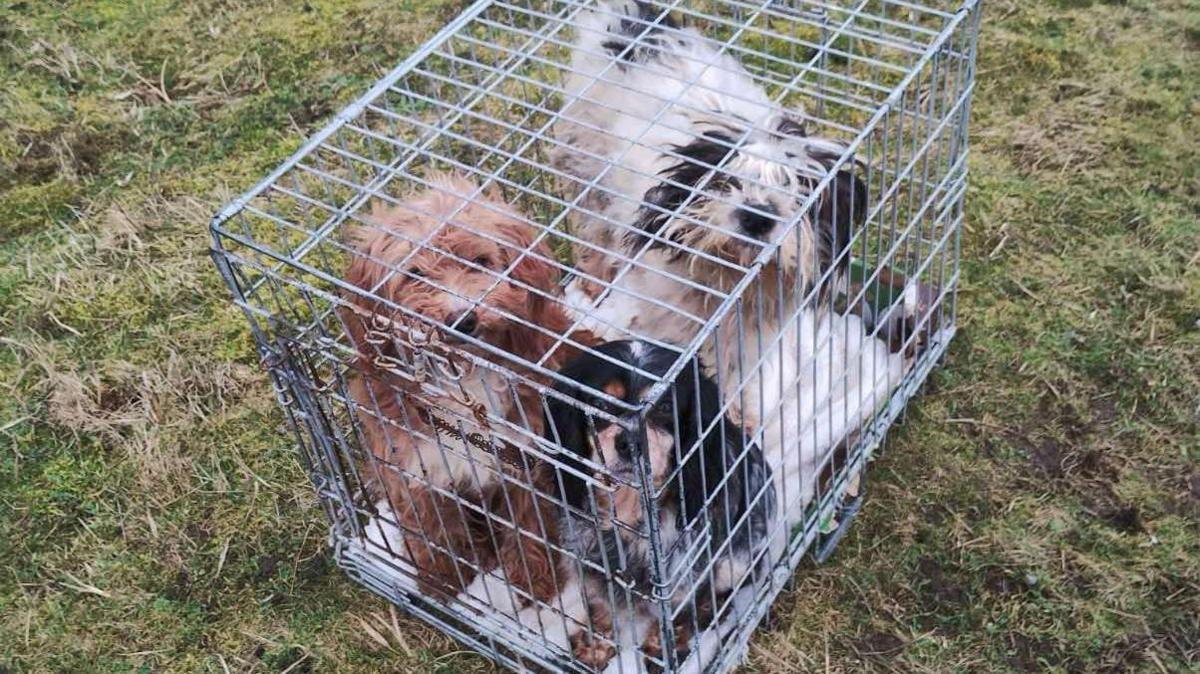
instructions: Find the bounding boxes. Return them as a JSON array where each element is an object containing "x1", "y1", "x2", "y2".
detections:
[{"x1": 210, "y1": 0, "x2": 979, "y2": 672}]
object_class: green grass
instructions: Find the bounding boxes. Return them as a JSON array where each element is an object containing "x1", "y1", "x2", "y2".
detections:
[{"x1": 1, "y1": 0, "x2": 1197, "y2": 673}]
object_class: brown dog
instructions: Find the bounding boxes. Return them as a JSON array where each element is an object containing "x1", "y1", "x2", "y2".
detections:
[{"x1": 341, "y1": 172, "x2": 588, "y2": 605}]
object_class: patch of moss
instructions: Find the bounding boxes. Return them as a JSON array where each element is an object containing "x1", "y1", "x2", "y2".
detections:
[{"x1": 0, "y1": 180, "x2": 80, "y2": 239}]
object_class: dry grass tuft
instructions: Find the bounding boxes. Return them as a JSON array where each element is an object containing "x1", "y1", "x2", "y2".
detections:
[{"x1": 40, "y1": 354, "x2": 258, "y2": 489}]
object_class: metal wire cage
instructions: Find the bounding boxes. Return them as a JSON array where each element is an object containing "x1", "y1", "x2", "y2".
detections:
[{"x1": 210, "y1": 0, "x2": 979, "y2": 671}]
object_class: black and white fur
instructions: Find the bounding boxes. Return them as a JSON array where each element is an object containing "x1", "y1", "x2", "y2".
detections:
[
  {"x1": 546, "y1": 340, "x2": 775, "y2": 671},
  {"x1": 551, "y1": 0, "x2": 863, "y2": 297},
  {"x1": 551, "y1": 1, "x2": 913, "y2": 559}
]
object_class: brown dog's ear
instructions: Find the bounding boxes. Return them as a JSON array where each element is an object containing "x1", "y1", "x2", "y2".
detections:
[
  {"x1": 509, "y1": 239, "x2": 602, "y2": 370},
  {"x1": 340, "y1": 199, "x2": 428, "y2": 361},
  {"x1": 341, "y1": 241, "x2": 389, "y2": 362},
  {"x1": 340, "y1": 288, "x2": 374, "y2": 363},
  {"x1": 479, "y1": 202, "x2": 557, "y2": 294},
  {"x1": 510, "y1": 241, "x2": 558, "y2": 294}
]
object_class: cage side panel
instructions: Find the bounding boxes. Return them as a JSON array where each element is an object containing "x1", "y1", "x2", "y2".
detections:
[{"x1": 662, "y1": 1, "x2": 979, "y2": 670}]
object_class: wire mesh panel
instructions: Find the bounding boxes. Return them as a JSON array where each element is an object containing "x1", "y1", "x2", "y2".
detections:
[{"x1": 211, "y1": 0, "x2": 979, "y2": 671}]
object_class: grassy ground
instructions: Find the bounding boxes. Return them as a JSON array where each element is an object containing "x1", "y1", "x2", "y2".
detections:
[{"x1": 1, "y1": 0, "x2": 1197, "y2": 672}]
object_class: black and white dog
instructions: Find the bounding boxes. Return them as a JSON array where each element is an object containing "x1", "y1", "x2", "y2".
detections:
[
  {"x1": 545, "y1": 340, "x2": 775, "y2": 671},
  {"x1": 551, "y1": 0, "x2": 864, "y2": 307}
]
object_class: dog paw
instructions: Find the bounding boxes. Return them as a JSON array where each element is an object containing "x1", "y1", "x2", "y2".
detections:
[
  {"x1": 571, "y1": 631, "x2": 617, "y2": 670},
  {"x1": 641, "y1": 621, "x2": 694, "y2": 674},
  {"x1": 641, "y1": 627, "x2": 665, "y2": 673},
  {"x1": 863, "y1": 280, "x2": 940, "y2": 357},
  {"x1": 899, "y1": 281, "x2": 941, "y2": 357}
]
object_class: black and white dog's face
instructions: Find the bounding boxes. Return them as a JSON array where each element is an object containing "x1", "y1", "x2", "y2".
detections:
[
  {"x1": 545, "y1": 339, "x2": 776, "y2": 608},
  {"x1": 546, "y1": 340, "x2": 771, "y2": 539},
  {"x1": 547, "y1": 341, "x2": 691, "y2": 494},
  {"x1": 629, "y1": 114, "x2": 868, "y2": 291}
]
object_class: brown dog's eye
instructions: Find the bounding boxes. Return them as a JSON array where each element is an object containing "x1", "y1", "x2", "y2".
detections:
[
  {"x1": 473, "y1": 255, "x2": 492, "y2": 269},
  {"x1": 407, "y1": 267, "x2": 425, "y2": 278}
]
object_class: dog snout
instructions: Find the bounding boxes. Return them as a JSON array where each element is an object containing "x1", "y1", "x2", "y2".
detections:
[
  {"x1": 614, "y1": 431, "x2": 635, "y2": 460},
  {"x1": 449, "y1": 310, "x2": 477, "y2": 336},
  {"x1": 736, "y1": 202, "x2": 778, "y2": 237}
]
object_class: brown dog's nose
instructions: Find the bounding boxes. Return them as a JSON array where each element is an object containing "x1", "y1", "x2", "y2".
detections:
[{"x1": 451, "y1": 310, "x2": 477, "y2": 336}]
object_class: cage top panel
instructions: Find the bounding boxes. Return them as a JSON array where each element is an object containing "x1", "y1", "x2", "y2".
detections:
[{"x1": 211, "y1": 0, "x2": 975, "y2": 406}]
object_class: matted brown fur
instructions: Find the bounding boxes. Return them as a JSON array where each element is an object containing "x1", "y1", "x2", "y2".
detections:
[{"x1": 341, "y1": 172, "x2": 592, "y2": 603}]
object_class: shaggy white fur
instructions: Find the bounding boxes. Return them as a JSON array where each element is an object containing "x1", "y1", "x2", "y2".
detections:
[{"x1": 550, "y1": 0, "x2": 848, "y2": 286}]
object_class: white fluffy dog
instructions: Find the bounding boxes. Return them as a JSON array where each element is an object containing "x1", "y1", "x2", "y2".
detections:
[{"x1": 550, "y1": 1, "x2": 860, "y2": 304}]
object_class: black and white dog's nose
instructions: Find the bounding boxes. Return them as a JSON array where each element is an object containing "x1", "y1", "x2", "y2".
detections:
[
  {"x1": 614, "y1": 431, "x2": 635, "y2": 460},
  {"x1": 736, "y1": 202, "x2": 778, "y2": 237}
]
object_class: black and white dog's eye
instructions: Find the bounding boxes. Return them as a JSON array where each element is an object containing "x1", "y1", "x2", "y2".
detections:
[{"x1": 776, "y1": 116, "x2": 807, "y2": 137}]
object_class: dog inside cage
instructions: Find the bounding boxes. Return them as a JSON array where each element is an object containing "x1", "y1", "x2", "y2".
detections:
[
  {"x1": 340, "y1": 171, "x2": 590, "y2": 606},
  {"x1": 212, "y1": 0, "x2": 976, "y2": 671},
  {"x1": 545, "y1": 340, "x2": 776, "y2": 670}
]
